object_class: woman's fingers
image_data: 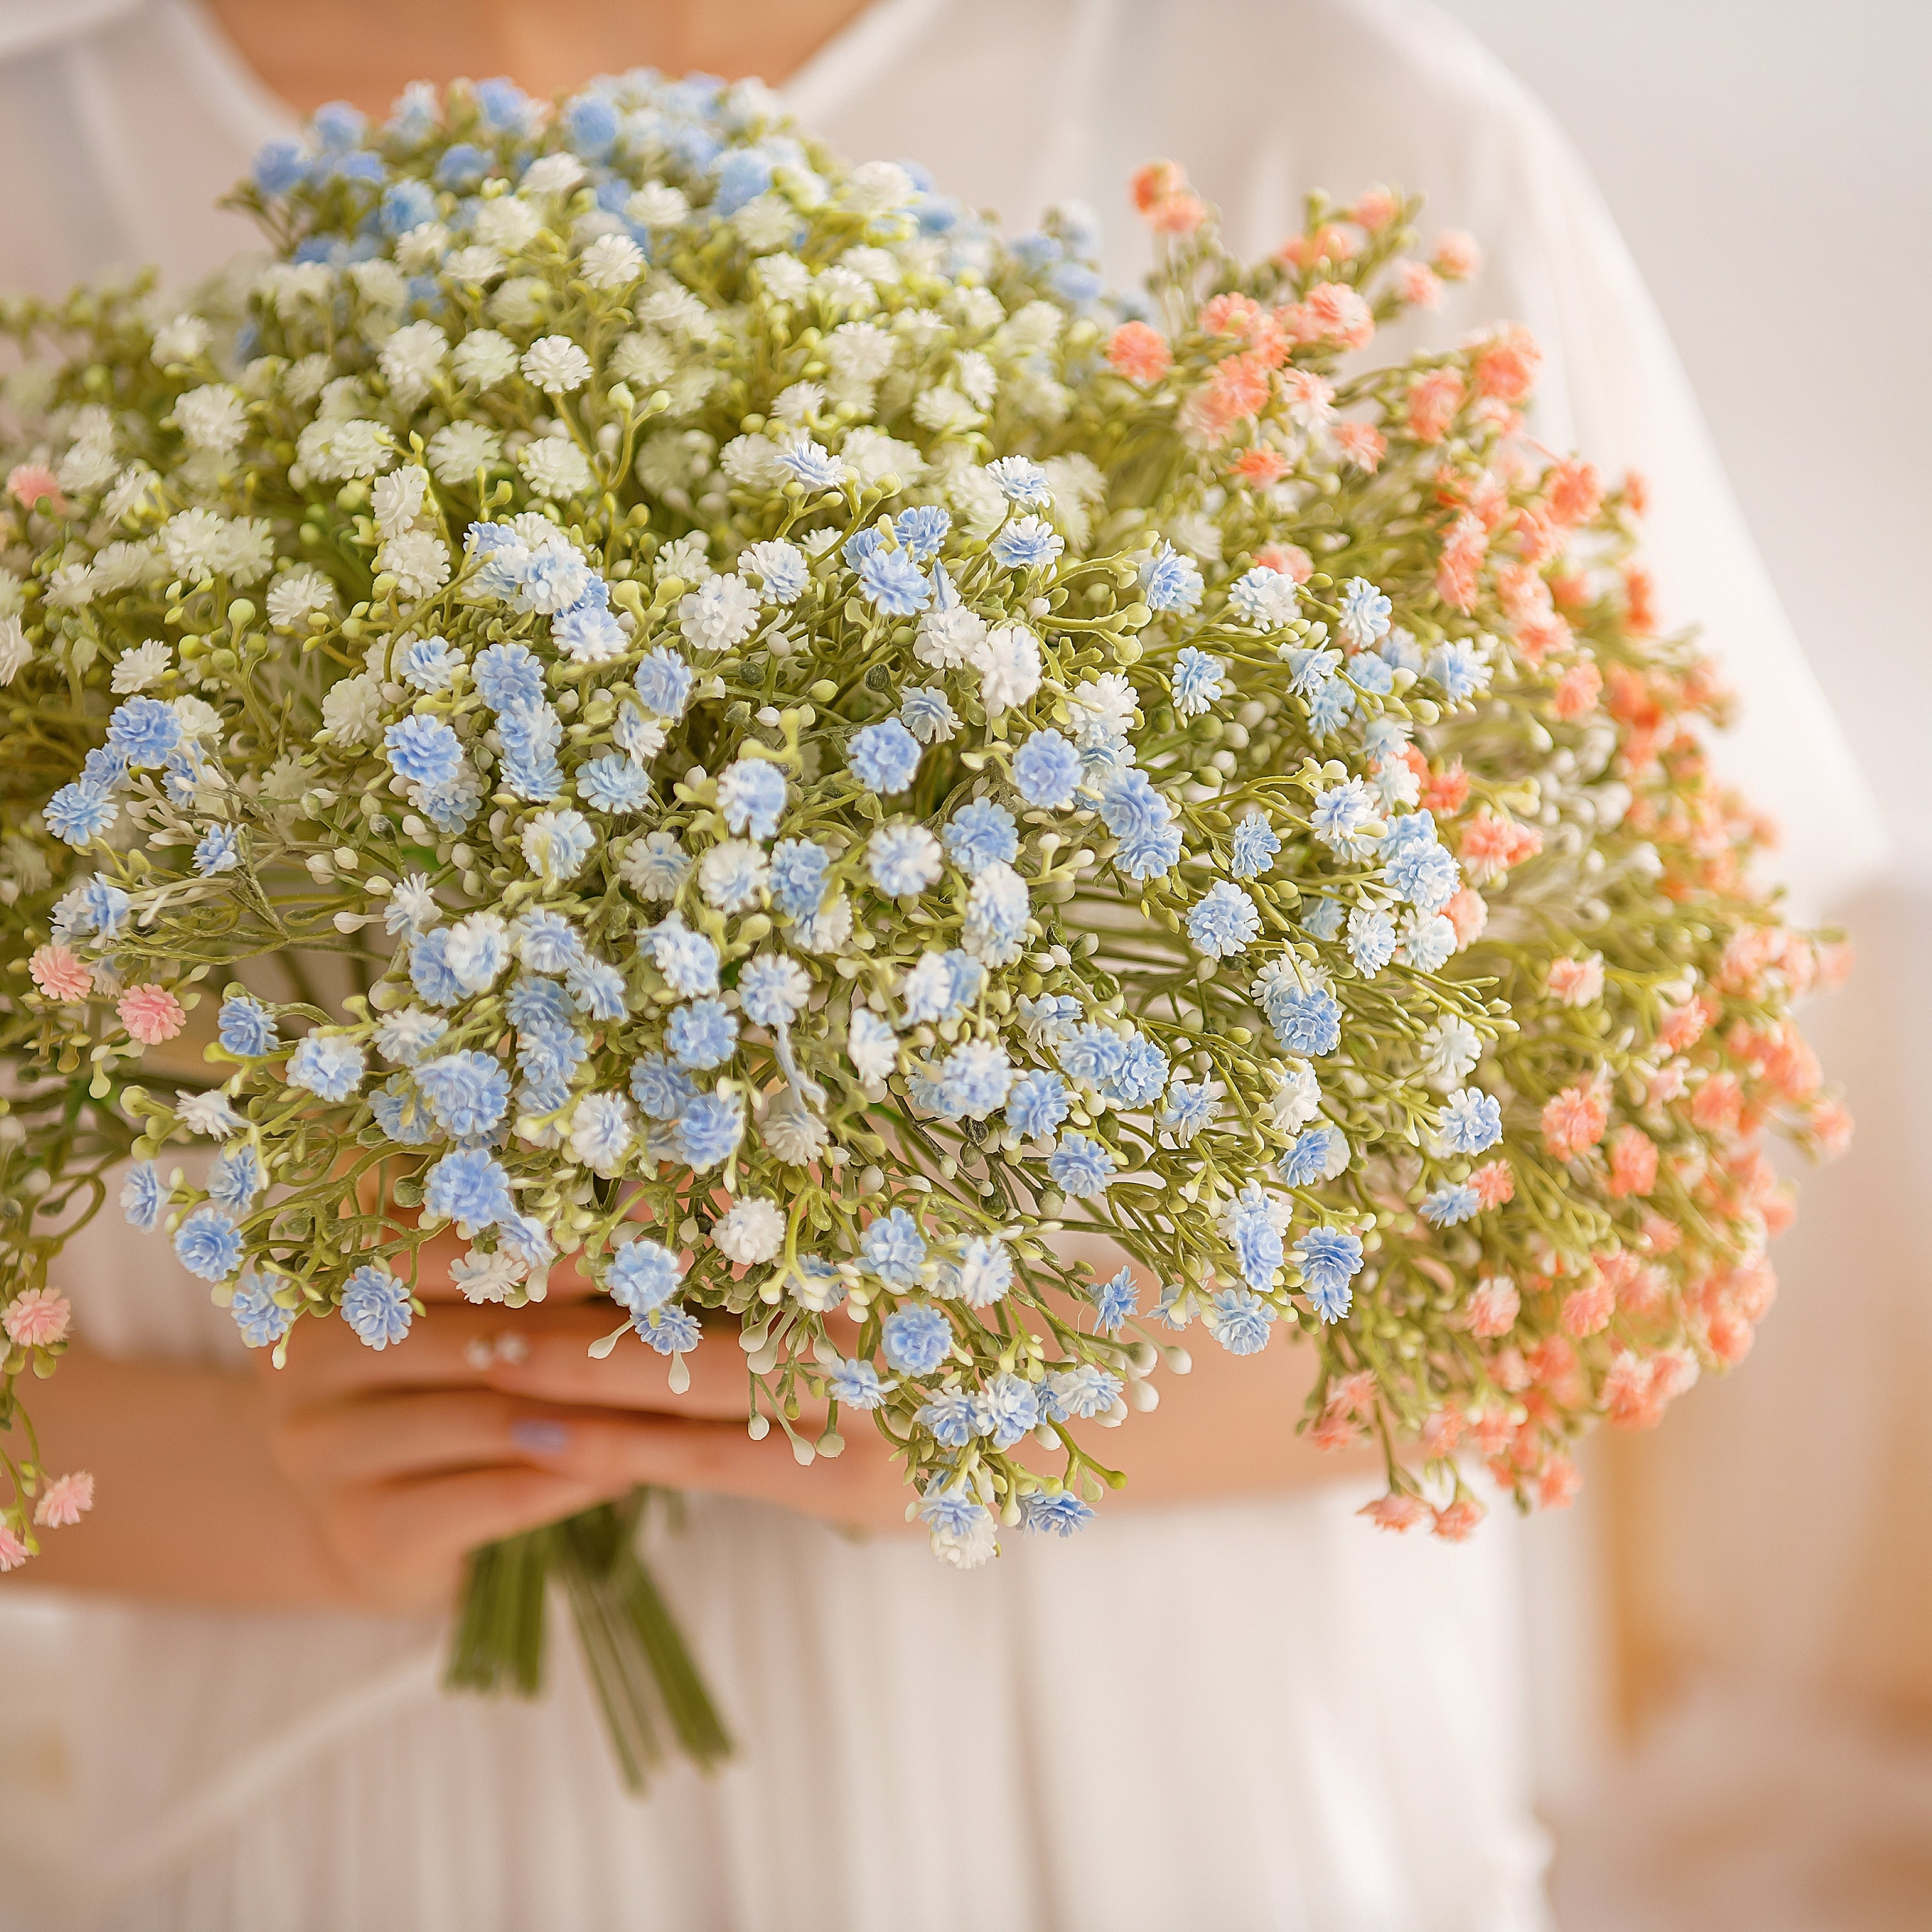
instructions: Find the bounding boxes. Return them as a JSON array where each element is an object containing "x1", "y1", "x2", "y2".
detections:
[
  {"x1": 262, "y1": 1297, "x2": 810, "y2": 1424},
  {"x1": 501, "y1": 1406, "x2": 915, "y2": 1533},
  {"x1": 274, "y1": 1387, "x2": 603, "y2": 1485},
  {"x1": 319, "y1": 1464, "x2": 618, "y2": 1602}
]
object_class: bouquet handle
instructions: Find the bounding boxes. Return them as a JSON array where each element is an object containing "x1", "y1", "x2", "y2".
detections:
[{"x1": 444, "y1": 1490, "x2": 732, "y2": 1792}]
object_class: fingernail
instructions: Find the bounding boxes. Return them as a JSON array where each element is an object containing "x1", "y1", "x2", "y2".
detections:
[{"x1": 511, "y1": 1420, "x2": 571, "y2": 1455}]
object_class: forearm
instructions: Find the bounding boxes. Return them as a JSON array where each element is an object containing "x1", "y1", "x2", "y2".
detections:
[{"x1": 1, "y1": 1346, "x2": 358, "y2": 1609}]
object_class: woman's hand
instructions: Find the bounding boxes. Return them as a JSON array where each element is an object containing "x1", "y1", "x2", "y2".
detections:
[
  {"x1": 254, "y1": 1233, "x2": 911, "y2": 1613},
  {"x1": 13, "y1": 1230, "x2": 1373, "y2": 1613}
]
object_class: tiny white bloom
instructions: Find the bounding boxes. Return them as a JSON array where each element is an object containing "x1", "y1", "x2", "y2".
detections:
[{"x1": 713, "y1": 1196, "x2": 785, "y2": 1265}]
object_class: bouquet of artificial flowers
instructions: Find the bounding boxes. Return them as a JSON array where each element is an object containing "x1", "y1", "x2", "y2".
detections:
[{"x1": 0, "y1": 71, "x2": 1846, "y2": 1786}]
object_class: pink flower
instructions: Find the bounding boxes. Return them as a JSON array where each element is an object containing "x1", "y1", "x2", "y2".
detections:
[
  {"x1": 1431, "y1": 230, "x2": 1482, "y2": 280},
  {"x1": 1607, "y1": 1126, "x2": 1659, "y2": 1200},
  {"x1": 1420, "y1": 1408, "x2": 1464, "y2": 1458},
  {"x1": 1106, "y1": 320, "x2": 1172, "y2": 384},
  {"x1": 1542, "y1": 1082, "x2": 1609, "y2": 1161},
  {"x1": 1470, "y1": 1160, "x2": 1515, "y2": 1208},
  {"x1": 1406, "y1": 367, "x2": 1464, "y2": 444},
  {"x1": 6, "y1": 462, "x2": 64, "y2": 513},
  {"x1": 1465, "y1": 1276, "x2": 1519, "y2": 1338},
  {"x1": 1129, "y1": 159, "x2": 1188, "y2": 216},
  {"x1": 1690, "y1": 1072, "x2": 1743, "y2": 1134},
  {"x1": 1434, "y1": 511, "x2": 1486, "y2": 611},
  {"x1": 1706, "y1": 1307, "x2": 1755, "y2": 1363},
  {"x1": 1278, "y1": 367, "x2": 1336, "y2": 430},
  {"x1": 1544, "y1": 457, "x2": 1604, "y2": 528},
  {"x1": 0, "y1": 1524, "x2": 28, "y2": 1571},
  {"x1": 1459, "y1": 811, "x2": 1541, "y2": 884},
  {"x1": 1302, "y1": 280, "x2": 1375, "y2": 350},
  {"x1": 1639, "y1": 1213, "x2": 1681, "y2": 1255},
  {"x1": 1657, "y1": 999, "x2": 1709, "y2": 1053},
  {"x1": 1360, "y1": 1491, "x2": 1426, "y2": 1533},
  {"x1": 118, "y1": 983, "x2": 185, "y2": 1045},
  {"x1": 1394, "y1": 260, "x2": 1443, "y2": 309},
  {"x1": 1431, "y1": 1497, "x2": 1486, "y2": 1541},
  {"x1": 32, "y1": 1471, "x2": 93, "y2": 1528},
  {"x1": 1228, "y1": 447, "x2": 1287, "y2": 486},
  {"x1": 1310, "y1": 1407, "x2": 1358, "y2": 1452},
  {"x1": 1561, "y1": 1278, "x2": 1615, "y2": 1338},
  {"x1": 1198, "y1": 292, "x2": 1262, "y2": 338},
  {"x1": 1253, "y1": 544, "x2": 1312, "y2": 583},
  {"x1": 1537, "y1": 1457, "x2": 1583, "y2": 1511},
  {"x1": 1334, "y1": 420, "x2": 1385, "y2": 472},
  {"x1": 28, "y1": 944, "x2": 93, "y2": 1003},
  {"x1": 1552, "y1": 660, "x2": 1604, "y2": 721},
  {"x1": 1546, "y1": 954, "x2": 1604, "y2": 1007},
  {"x1": 1470, "y1": 324, "x2": 1541, "y2": 403},
  {"x1": 1331, "y1": 1369, "x2": 1379, "y2": 1418},
  {"x1": 3, "y1": 1286, "x2": 71, "y2": 1349},
  {"x1": 1352, "y1": 187, "x2": 1398, "y2": 231},
  {"x1": 1148, "y1": 192, "x2": 1206, "y2": 235},
  {"x1": 1810, "y1": 1099, "x2": 1853, "y2": 1160}
]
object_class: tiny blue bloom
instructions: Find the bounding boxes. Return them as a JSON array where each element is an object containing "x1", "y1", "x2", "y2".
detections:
[
  {"x1": 1012, "y1": 729, "x2": 1081, "y2": 810},
  {"x1": 1141, "y1": 540, "x2": 1203, "y2": 613},
  {"x1": 1421, "y1": 1182, "x2": 1482, "y2": 1227},
  {"x1": 45, "y1": 784, "x2": 118, "y2": 846},
  {"x1": 415, "y1": 1050, "x2": 511, "y2": 1139},
  {"x1": 286, "y1": 1033, "x2": 366, "y2": 1102},
  {"x1": 1437, "y1": 1088, "x2": 1503, "y2": 1155},
  {"x1": 882, "y1": 1302, "x2": 952, "y2": 1375},
  {"x1": 341, "y1": 1264, "x2": 413, "y2": 1350},
  {"x1": 193, "y1": 823, "x2": 244, "y2": 876},
  {"x1": 1048, "y1": 1133, "x2": 1117, "y2": 1198},
  {"x1": 858, "y1": 547, "x2": 931, "y2": 614},
  {"x1": 230, "y1": 1273, "x2": 296, "y2": 1349},
  {"x1": 1090, "y1": 1265, "x2": 1138, "y2": 1333},
  {"x1": 673, "y1": 1090, "x2": 744, "y2": 1170},
  {"x1": 1229, "y1": 810, "x2": 1280, "y2": 880},
  {"x1": 1005, "y1": 1070, "x2": 1070, "y2": 1140},
  {"x1": 1021, "y1": 1490, "x2": 1095, "y2": 1537},
  {"x1": 893, "y1": 504, "x2": 951, "y2": 560},
  {"x1": 667, "y1": 997, "x2": 739, "y2": 1069},
  {"x1": 174, "y1": 1204, "x2": 242, "y2": 1282},
  {"x1": 1206, "y1": 1287, "x2": 1276, "y2": 1355},
  {"x1": 218, "y1": 994, "x2": 278, "y2": 1057},
  {"x1": 828, "y1": 1357, "x2": 891, "y2": 1409},
  {"x1": 105, "y1": 696, "x2": 182, "y2": 768},
  {"x1": 767, "y1": 838, "x2": 833, "y2": 922},
  {"x1": 635, "y1": 1302, "x2": 703, "y2": 1354},
  {"x1": 716, "y1": 757, "x2": 788, "y2": 839},
  {"x1": 119, "y1": 1160, "x2": 166, "y2": 1231},
  {"x1": 848, "y1": 718, "x2": 922, "y2": 795},
  {"x1": 1296, "y1": 1226, "x2": 1365, "y2": 1321},
  {"x1": 1187, "y1": 882, "x2": 1261, "y2": 960},
  {"x1": 943, "y1": 800, "x2": 1018, "y2": 876},
  {"x1": 990, "y1": 515, "x2": 1063, "y2": 571},
  {"x1": 424, "y1": 1146, "x2": 515, "y2": 1227},
  {"x1": 605, "y1": 1238, "x2": 684, "y2": 1315},
  {"x1": 632, "y1": 646, "x2": 695, "y2": 719},
  {"x1": 862, "y1": 1208, "x2": 926, "y2": 1285},
  {"x1": 1170, "y1": 646, "x2": 1227, "y2": 719}
]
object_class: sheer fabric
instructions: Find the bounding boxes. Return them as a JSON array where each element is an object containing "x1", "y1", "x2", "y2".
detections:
[{"x1": 0, "y1": 0, "x2": 1882, "y2": 1924}]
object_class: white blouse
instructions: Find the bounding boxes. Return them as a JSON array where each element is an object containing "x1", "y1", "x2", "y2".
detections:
[{"x1": 0, "y1": 1, "x2": 1882, "y2": 1926}]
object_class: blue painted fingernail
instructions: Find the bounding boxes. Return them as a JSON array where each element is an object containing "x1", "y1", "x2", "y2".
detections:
[{"x1": 511, "y1": 1420, "x2": 570, "y2": 1454}]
